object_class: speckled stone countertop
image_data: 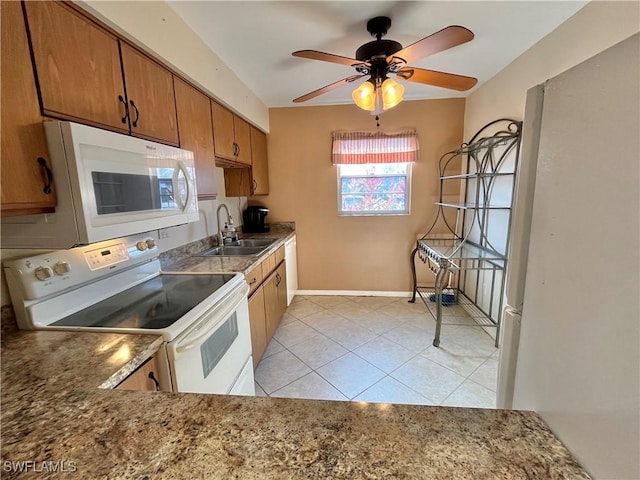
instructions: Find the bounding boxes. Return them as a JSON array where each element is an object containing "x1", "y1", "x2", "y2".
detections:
[
  {"x1": 1, "y1": 316, "x2": 591, "y2": 478},
  {"x1": 160, "y1": 225, "x2": 296, "y2": 275}
]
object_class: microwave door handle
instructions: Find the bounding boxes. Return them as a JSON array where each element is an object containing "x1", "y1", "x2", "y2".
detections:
[
  {"x1": 172, "y1": 162, "x2": 190, "y2": 212},
  {"x1": 175, "y1": 284, "x2": 249, "y2": 354}
]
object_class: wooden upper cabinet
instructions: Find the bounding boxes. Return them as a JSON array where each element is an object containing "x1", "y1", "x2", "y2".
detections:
[
  {"x1": 233, "y1": 116, "x2": 251, "y2": 166},
  {"x1": 174, "y1": 77, "x2": 218, "y2": 199},
  {"x1": 211, "y1": 101, "x2": 252, "y2": 166},
  {"x1": 24, "y1": 1, "x2": 128, "y2": 133},
  {"x1": 211, "y1": 101, "x2": 236, "y2": 161},
  {"x1": 120, "y1": 43, "x2": 179, "y2": 146},
  {"x1": 250, "y1": 127, "x2": 269, "y2": 195},
  {"x1": 223, "y1": 126, "x2": 269, "y2": 197},
  {"x1": 1, "y1": 1, "x2": 56, "y2": 216}
]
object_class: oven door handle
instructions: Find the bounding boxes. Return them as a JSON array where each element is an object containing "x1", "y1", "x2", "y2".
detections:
[{"x1": 175, "y1": 283, "x2": 249, "y2": 353}]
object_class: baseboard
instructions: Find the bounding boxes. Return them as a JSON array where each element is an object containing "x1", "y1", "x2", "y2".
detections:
[{"x1": 295, "y1": 290, "x2": 412, "y2": 298}]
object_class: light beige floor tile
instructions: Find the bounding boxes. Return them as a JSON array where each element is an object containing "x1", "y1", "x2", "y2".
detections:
[
  {"x1": 273, "y1": 319, "x2": 322, "y2": 348},
  {"x1": 420, "y1": 342, "x2": 491, "y2": 377},
  {"x1": 286, "y1": 299, "x2": 325, "y2": 319},
  {"x1": 325, "y1": 301, "x2": 372, "y2": 317},
  {"x1": 288, "y1": 334, "x2": 349, "y2": 369},
  {"x1": 348, "y1": 311, "x2": 407, "y2": 335},
  {"x1": 297, "y1": 309, "x2": 348, "y2": 333},
  {"x1": 375, "y1": 303, "x2": 426, "y2": 320},
  {"x1": 321, "y1": 320, "x2": 378, "y2": 351},
  {"x1": 353, "y1": 336, "x2": 416, "y2": 373},
  {"x1": 382, "y1": 322, "x2": 435, "y2": 353},
  {"x1": 305, "y1": 295, "x2": 352, "y2": 308},
  {"x1": 254, "y1": 381, "x2": 268, "y2": 397},
  {"x1": 447, "y1": 327, "x2": 498, "y2": 356},
  {"x1": 441, "y1": 379, "x2": 496, "y2": 408},
  {"x1": 279, "y1": 312, "x2": 297, "y2": 327},
  {"x1": 254, "y1": 350, "x2": 312, "y2": 394},
  {"x1": 271, "y1": 372, "x2": 348, "y2": 401},
  {"x1": 261, "y1": 338, "x2": 285, "y2": 360},
  {"x1": 354, "y1": 376, "x2": 432, "y2": 406},
  {"x1": 390, "y1": 355, "x2": 466, "y2": 404},
  {"x1": 468, "y1": 357, "x2": 499, "y2": 392},
  {"x1": 351, "y1": 296, "x2": 399, "y2": 308},
  {"x1": 316, "y1": 352, "x2": 385, "y2": 399}
]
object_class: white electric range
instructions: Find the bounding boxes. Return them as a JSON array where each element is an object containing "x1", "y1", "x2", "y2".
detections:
[{"x1": 4, "y1": 232, "x2": 254, "y2": 396}]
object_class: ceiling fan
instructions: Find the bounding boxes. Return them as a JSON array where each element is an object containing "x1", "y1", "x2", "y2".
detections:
[{"x1": 292, "y1": 16, "x2": 477, "y2": 112}]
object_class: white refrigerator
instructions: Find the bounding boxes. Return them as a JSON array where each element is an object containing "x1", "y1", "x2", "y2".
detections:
[{"x1": 498, "y1": 33, "x2": 639, "y2": 479}]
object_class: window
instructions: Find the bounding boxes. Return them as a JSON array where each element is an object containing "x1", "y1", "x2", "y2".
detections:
[
  {"x1": 332, "y1": 130, "x2": 418, "y2": 216},
  {"x1": 338, "y1": 163, "x2": 411, "y2": 215}
]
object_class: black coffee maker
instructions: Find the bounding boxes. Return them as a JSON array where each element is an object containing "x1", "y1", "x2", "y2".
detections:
[{"x1": 242, "y1": 206, "x2": 270, "y2": 233}]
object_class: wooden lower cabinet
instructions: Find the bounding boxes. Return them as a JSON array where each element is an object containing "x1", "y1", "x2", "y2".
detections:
[
  {"x1": 116, "y1": 355, "x2": 161, "y2": 392},
  {"x1": 248, "y1": 286, "x2": 267, "y2": 368},
  {"x1": 247, "y1": 258, "x2": 287, "y2": 367}
]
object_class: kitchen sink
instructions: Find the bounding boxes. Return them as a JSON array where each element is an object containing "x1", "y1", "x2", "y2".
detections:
[
  {"x1": 194, "y1": 238, "x2": 277, "y2": 257},
  {"x1": 230, "y1": 238, "x2": 277, "y2": 248},
  {"x1": 196, "y1": 245, "x2": 268, "y2": 257}
]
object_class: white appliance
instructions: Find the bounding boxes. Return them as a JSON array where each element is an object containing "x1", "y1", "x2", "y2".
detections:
[
  {"x1": 1, "y1": 121, "x2": 199, "y2": 249},
  {"x1": 499, "y1": 35, "x2": 638, "y2": 479},
  {"x1": 284, "y1": 235, "x2": 298, "y2": 305},
  {"x1": 4, "y1": 232, "x2": 254, "y2": 396}
]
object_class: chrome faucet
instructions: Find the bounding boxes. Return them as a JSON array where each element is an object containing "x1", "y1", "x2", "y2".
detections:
[{"x1": 216, "y1": 203, "x2": 231, "y2": 246}]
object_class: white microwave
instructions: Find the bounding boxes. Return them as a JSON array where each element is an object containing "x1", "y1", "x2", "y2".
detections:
[{"x1": 2, "y1": 122, "x2": 199, "y2": 249}]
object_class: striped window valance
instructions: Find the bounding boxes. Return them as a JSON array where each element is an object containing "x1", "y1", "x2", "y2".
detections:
[{"x1": 331, "y1": 130, "x2": 419, "y2": 165}]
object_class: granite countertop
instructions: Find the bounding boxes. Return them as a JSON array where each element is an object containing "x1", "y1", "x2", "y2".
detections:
[
  {"x1": 1, "y1": 306, "x2": 590, "y2": 479},
  {"x1": 160, "y1": 225, "x2": 296, "y2": 275},
  {"x1": 0, "y1": 224, "x2": 591, "y2": 479}
]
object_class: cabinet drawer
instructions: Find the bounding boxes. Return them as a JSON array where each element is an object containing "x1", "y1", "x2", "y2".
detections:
[
  {"x1": 116, "y1": 355, "x2": 160, "y2": 391},
  {"x1": 261, "y1": 253, "x2": 276, "y2": 278},
  {"x1": 245, "y1": 263, "x2": 263, "y2": 297},
  {"x1": 275, "y1": 245, "x2": 285, "y2": 266}
]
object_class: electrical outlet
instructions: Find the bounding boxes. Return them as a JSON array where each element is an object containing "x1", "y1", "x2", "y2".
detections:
[{"x1": 158, "y1": 229, "x2": 169, "y2": 239}]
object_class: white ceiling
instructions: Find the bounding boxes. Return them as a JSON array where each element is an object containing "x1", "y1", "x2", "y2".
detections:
[{"x1": 167, "y1": 1, "x2": 587, "y2": 108}]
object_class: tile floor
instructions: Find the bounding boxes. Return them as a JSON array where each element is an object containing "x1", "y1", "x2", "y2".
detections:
[{"x1": 254, "y1": 295, "x2": 499, "y2": 408}]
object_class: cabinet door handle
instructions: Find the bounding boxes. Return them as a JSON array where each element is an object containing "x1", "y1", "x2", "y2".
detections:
[
  {"x1": 148, "y1": 371, "x2": 160, "y2": 391},
  {"x1": 275, "y1": 272, "x2": 281, "y2": 286},
  {"x1": 249, "y1": 278, "x2": 257, "y2": 285},
  {"x1": 233, "y1": 142, "x2": 238, "y2": 157},
  {"x1": 37, "y1": 157, "x2": 53, "y2": 195},
  {"x1": 129, "y1": 100, "x2": 140, "y2": 127},
  {"x1": 253, "y1": 179, "x2": 258, "y2": 191},
  {"x1": 118, "y1": 95, "x2": 128, "y2": 124}
]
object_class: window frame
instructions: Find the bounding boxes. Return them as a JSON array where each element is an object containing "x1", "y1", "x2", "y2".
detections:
[{"x1": 336, "y1": 162, "x2": 412, "y2": 217}]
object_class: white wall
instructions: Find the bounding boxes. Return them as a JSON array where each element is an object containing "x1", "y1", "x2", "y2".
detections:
[
  {"x1": 464, "y1": 1, "x2": 640, "y2": 137},
  {"x1": 78, "y1": 0, "x2": 269, "y2": 132}
]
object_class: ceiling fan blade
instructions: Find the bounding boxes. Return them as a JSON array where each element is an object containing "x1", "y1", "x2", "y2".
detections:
[
  {"x1": 293, "y1": 75, "x2": 365, "y2": 103},
  {"x1": 293, "y1": 50, "x2": 366, "y2": 67},
  {"x1": 388, "y1": 26, "x2": 474, "y2": 65},
  {"x1": 396, "y1": 67, "x2": 477, "y2": 91}
]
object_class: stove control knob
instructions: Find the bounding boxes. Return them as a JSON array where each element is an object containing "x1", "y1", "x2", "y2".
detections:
[
  {"x1": 53, "y1": 261, "x2": 71, "y2": 276},
  {"x1": 136, "y1": 241, "x2": 148, "y2": 251},
  {"x1": 145, "y1": 238, "x2": 156, "y2": 249},
  {"x1": 34, "y1": 266, "x2": 54, "y2": 281}
]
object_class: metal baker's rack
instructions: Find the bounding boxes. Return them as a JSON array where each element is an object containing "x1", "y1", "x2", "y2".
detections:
[{"x1": 409, "y1": 119, "x2": 522, "y2": 347}]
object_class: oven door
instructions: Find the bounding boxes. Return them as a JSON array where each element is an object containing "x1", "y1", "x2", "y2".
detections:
[{"x1": 166, "y1": 283, "x2": 254, "y2": 395}]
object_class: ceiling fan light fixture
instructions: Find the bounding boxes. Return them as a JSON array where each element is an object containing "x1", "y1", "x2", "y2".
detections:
[
  {"x1": 352, "y1": 80, "x2": 376, "y2": 111},
  {"x1": 381, "y1": 77, "x2": 404, "y2": 110}
]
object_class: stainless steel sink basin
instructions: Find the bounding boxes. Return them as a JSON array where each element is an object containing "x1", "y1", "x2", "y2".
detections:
[
  {"x1": 196, "y1": 245, "x2": 268, "y2": 257},
  {"x1": 230, "y1": 238, "x2": 277, "y2": 248},
  {"x1": 194, "y1": 238, "x2": 277, "y2": 257}
]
